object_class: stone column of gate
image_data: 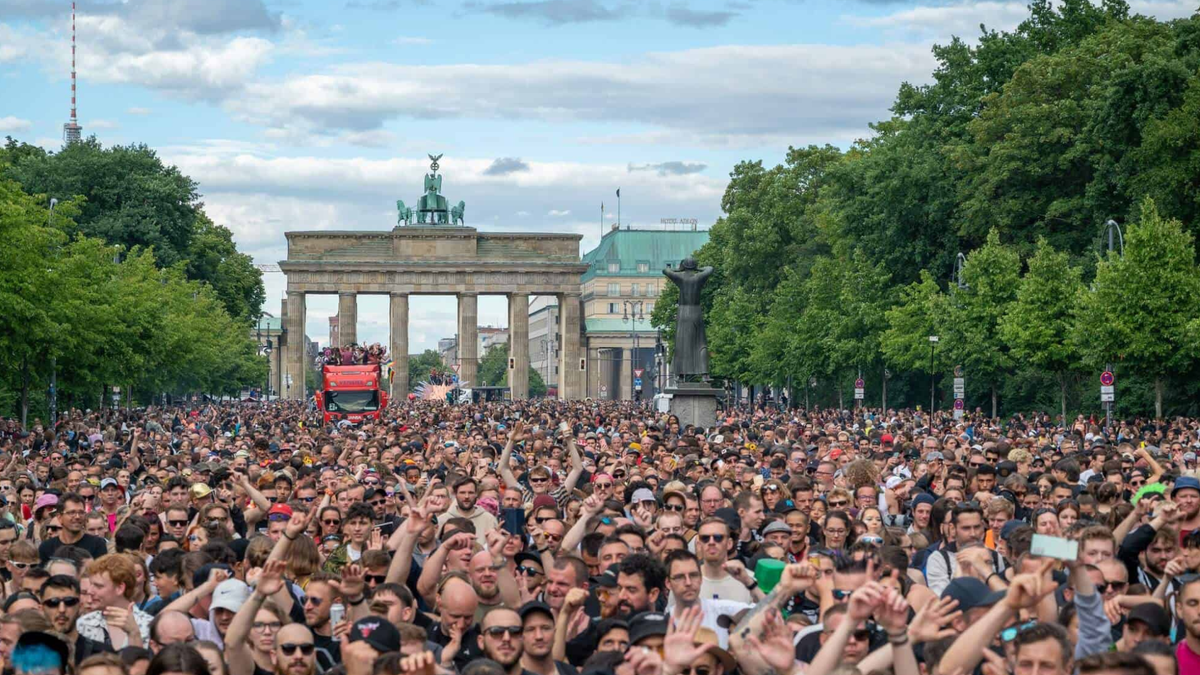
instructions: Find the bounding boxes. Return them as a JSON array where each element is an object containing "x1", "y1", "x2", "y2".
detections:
[
  {"x1": 338, "y1": 291, "x2": 358, "y2": 346},
  {"x1": 285, "y1": 291, "x2": 307, "y2": 400},
  {"x1": 508, "y1": 293, "x2": 530, "y2": 399},
  {"x1": 458, "y1": 293, "x2": 479, "y2": 388},
  {"x1": 389, "y1": 292, "x2": 409, "y2": 400},
  {"x1": 558, "y1": 292, "x2": 584, "y2": 400}
]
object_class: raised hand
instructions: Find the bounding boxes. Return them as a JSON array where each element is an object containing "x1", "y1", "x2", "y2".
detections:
[
  {"x1": 626, "y1": 644, "x2": 665, "y2": 675},
  {"x1": 742, "y1": 609, "x2": 796, "y2": 674},
  {"x1": 847, "y1": 582, "x2": 885, "y2": 622},
  {"x1": 777, "y1": 562, "x2": 820, "y2": 595},
  {"x1": 663, "y1": 606, "x2": 713, "y2": 675},
  {"x1": 256, "y1": 559, "x2": 287, "y2": 597},
  {"x1": 330, "y1": 563, "x2": 366, "y2": 601},
  {"x1": 286, "y1": 507, "x2": 314, "y2": 540},
  {"x1": 399, "y1": 651, "x2": 437, "y2": 675},
  {"x1": 873, "y1": 587, "x2": 910, "y2": 634},
  {"x1": 440, "y1": 624, "x2": 464, "y2": 667},
  {"x1": 908, "y1": 596, "x2": 961, "y2": 643},
  {"x1": 1004, "y1": 559, "x2": 1057, "y2": 611}
]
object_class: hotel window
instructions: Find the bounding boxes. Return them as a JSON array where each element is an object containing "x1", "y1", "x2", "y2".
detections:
[
  {"x1": 607, "y1": 283, "x2": 620, "y2": 296},
  {"x1": 607, "y1": 261, "x2": 620, "y2": 273},
  {"x1": 637, "y1": 261, "x2": 650, "y2": 273},
  {"x1": 607, "y1": 302, "x2": 619, "y2": 314},
  {"x1": 631, "y1": 283, "x2": 640, "y2": 296}
]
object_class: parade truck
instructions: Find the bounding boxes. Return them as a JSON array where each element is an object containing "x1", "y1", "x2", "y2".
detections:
[{"x1": 314, "y1": 363, "x2": 388, "y2": 424}]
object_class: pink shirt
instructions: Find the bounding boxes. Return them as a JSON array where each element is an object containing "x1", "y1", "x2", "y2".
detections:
[{"x1": 1178, "y1": 639, "x2": 1200, "y2": 675}]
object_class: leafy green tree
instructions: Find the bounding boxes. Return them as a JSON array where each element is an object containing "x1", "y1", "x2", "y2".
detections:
[
  {"x1": 882, "y1": 271, "x2": 948, "y2": 409},
  {"x1": 1000, "y1": 238, "x2": 1085, "y2": 421},
  {"x1": 1074, "y1": 198, "x2": 1200, "y2": 417},
  {"x1": 942, "y1": 230, "x2": 1021, "y2": 416},
  {"x1": 185, "y1": 214, "x2": 265, "y2": 322},
  {"x1": 408, "y1": 350, "x2": 444, "y2": 391},
  {"x1": 476, "y1": 343, "x2": 546, "y2": 397}
]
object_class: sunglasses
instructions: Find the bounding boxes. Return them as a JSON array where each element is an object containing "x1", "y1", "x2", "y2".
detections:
[
  {"x1": 280, "y1": 643, "x2": 315, "y2": 656},
  {"x1": 1096, "y1": 581, "x2": 1128, "y2": 593},
  {"x1": 484, "y1": 625, "x2": 523, "y2": 638},
  {"x1": 517, "y1": 565, "x2": 543, "y2": 576},
  {"x1": 168, "y1": 520, "x2": 188, "y2": 527},
  {"x1": 364, "y1": 574, "x2": 387, "y2": 585},
  {"x1": 763, "y1": 485, "x2": 780, "y2": 492},
  {"x1": 535, "y1": 516, "x2": 554, "y2": 524},
  {"x1": 300, "y1": 496, "x2": 316, "y2": 503},
  {"x1": 323, "y1": 519, "x2": 342, "y2": 526},
  {"x1": 698, "y1": 534, "x2": 726, "y2": 543},
  {"x1": 828, "y1": 500, "x2": 848, "y2": 508},
  {"x1": 687, "y1": 668, "x2": 713, "y2": 675},
  {"x1": 529, "y1": 478, "x2": 548, "y2": 484},
  {"x1": 10, "y1": 562, "x2": 34, "y2": 570},
  {"x1": 1001, "y1": 620, "x2": 1038, "y2": 643},
  {"x1": 268, "y1": 514, "x2": 291, "y2": 523},
  {"x1": 663, "y1": 504, "x2": 684, "y2": 512},
  {"x1": 594, "y1": 482, "x2": 612, "y2": 489},
  {"x1": 303, "y1": 596, "x2": 324, "y2": 606},
  {"x1": 832, "y1": 589, "x2": 853, "y2": 600},
  {"x1": 45, "y1": 526, "x2": 62, "y2": 533},
  {"x1": 42, "y1": 597, "x2": 80, "y2": 609}
]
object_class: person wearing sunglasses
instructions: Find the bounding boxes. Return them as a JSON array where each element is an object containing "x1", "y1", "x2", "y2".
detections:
[
  {"x1": 38, "y1": 574, "x2": 107, "y2": 663},
  {"x1": 476, "y1": 607, "x2": 526, "y2": 675}
]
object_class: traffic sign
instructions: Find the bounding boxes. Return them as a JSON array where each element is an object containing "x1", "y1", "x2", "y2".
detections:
[
  {"x1": 1100, "y1": 371, "x2": 1115, "y2": 386},
  {"x1": 953, "y1": 399, "x2": 964, "y2": 410},
  {"x1": 1101, "y1": 391, "x2": 1114, "y2": 402},
  {"x1": 634, "y1": 368, "x2": 645, "y2": 378},
  {"x1": 453, "y1": 363, "x2": 460, "y2": 372},
  {"x1": 1101, "y1": 385, "x2": 1114, "y2": 395},
  {"x1": 854, "y1": 378, "x2": 865, "y2": 389},
  {"x1": 954, "y1": 365, "x2": 964, "y2": 378},
  {"x1": 634, "y1": 378, "x2": 643, "y2": 388},
  {"x1": 854, "y1": 388, "x2": 864, "y2": 399}
]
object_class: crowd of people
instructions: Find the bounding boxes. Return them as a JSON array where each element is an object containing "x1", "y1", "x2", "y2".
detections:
[
  {"x1": 0, "y1": 401, "x2": 1194, "y2": 675},
  {"x1": 317, "y1": 344, "x2": 389, "y2": 368}
]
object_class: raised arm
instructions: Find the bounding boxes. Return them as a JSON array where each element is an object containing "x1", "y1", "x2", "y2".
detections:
[
  {"x1": 559, "y1": 493, "x2": 603, "y2": 555},
  {"x1": 163, "y1": 567, "x2": 228, "y2": 615},
  {"x1": 805, "y1": 584, "x2": 883, "y2": 675},
  {"x1": 485, "y1": 529, "x2": 521, "y2": 609},
  {"x1": 415, "y1": 533, "x2": 475, "y2": 603},
  {"x1": 559, "y1": 432, "x2": 584, "y2": 495},
  {"x1": 226, "y1": 561, "x2": 286, "y2": 675},
  {"x1": 498, "y1": 421, "x2": 525, "y2": 490}
]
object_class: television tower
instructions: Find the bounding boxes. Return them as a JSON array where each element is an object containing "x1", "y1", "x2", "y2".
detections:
[{"x1": 62, "y1": 1, "x2": 82, "y2": 145}]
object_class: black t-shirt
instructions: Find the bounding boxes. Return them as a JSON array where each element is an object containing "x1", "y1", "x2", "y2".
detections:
[
  {"x1": 429, "y1": 622, "x2": 482, "y2": 671},
  {"x1": 313, "y1": 632, "x2": 340, "y2": 673},
  {"x1": 38, "y1": 533, "x2": 108, "y2": 562}
]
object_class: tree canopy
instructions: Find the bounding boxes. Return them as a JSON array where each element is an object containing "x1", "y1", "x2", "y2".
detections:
[{"x1": 652, "y1": 1, "x2": 1200, "y2": 417}]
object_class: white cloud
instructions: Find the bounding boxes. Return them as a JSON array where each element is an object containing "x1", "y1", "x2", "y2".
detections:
[
  {"x1": 88, "y1": 119, "x2": 119, "y2": 130},
  {"x1": 548, "y1": 209, "x2": 571, "y2": 216},
  {"x1": 844, "y1": 1, "x2": 1198, "y2": 42},
  {"x1": 227, "y1": 42, "x2": 937, "y2": 146},
  {"x1": 126, "y1": 107, "x2": 152, "y2": 115},
  {"x1": 0, "y1": 115, "x2": 32, "y2": 132}
]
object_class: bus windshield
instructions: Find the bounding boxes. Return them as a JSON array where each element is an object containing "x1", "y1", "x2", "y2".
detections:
[{"x1": 324, "y1": 390, "x2": 380, "y2": 413}]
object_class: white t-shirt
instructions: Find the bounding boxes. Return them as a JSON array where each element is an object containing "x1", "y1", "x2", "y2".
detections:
[{"x1": 700, "y1": 572, "x2": 752, "y2": 604}]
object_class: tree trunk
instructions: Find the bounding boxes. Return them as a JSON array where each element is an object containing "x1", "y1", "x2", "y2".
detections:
[
  {"x1": 19, "y1": 357, "x2": 28, "y2": 430},
  {"x1": 991, "y1": 384, "x2": 998, "y2": 419},
  {"x1": 1059, "y1": 374, "x2": 1067, "y2": 426},
  {"x1": 882, "y1": 368, "x2": 888, "y2": 412},
  {"x1": 1155, "y1": 377, "x2": 1164, "y2": 419},
  {"x1": 838, "y1": 386, "x2": 844, "y2": 410}
]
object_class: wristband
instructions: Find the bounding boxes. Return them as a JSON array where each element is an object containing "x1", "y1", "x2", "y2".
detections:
[
  {"x1": 987, "y1": 572, "x2": 1007, "y2": 585},
  {"x1": 744, "y1": 580, "x2": 758, "y2": 591},
  {"x1": 347, "y1": 595, "x2": 365, "y2": 606},
  {"x1": 283, "y1": 532, "x2": 297, "y2": 541}
]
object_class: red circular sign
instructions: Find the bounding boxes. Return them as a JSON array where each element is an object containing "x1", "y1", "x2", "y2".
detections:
[
  {"x1": 855, "y1": 379, "x2": 865, "y2": 389},
  {"x1": 953, "y1": 399, "x2": 964, "y2": 410},
  {"x1": 1100, "y1": 371, "x2": 1115, "y2": 386}
]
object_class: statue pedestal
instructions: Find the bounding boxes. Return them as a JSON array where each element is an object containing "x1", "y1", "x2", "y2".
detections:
[{"x1": 665, "y1": 381, "x2": 721, "y2": 430}]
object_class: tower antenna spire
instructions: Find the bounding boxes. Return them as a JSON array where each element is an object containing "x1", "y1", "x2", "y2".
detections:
[{"x1": 62, "y1": 1, "x2": 82, "y2": 145}]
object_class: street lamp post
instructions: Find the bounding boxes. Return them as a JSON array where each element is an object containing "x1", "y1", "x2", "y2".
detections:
[
  {"x1": 48, "y1": 198, "x2": 58, "y2": 428},
  {"x1": 622, "y1": 300, "x2": 646, "y2": 401},
  {"x1": 929, "y1": 335, "x2": 939, "y2": 413},
  {"x1": 1102, "y1": 219, "x2": 1125, "y2": 431}
]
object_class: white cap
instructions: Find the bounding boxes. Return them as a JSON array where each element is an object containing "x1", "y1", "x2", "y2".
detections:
[{"x1": 211, "y1": 579, "x2": 251, "y2": 613}]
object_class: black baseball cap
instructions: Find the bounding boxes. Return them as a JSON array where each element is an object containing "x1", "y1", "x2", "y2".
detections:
[
  {"x1": 350, "y1": 617, "x2": 401, "y2": 653},
  {"x1": 518, "y1": 601, "x2": 554, "y2": 622},
  {"x1": 940, "y1": 577, "x2": 1005, "y2": 612},
  {"x1": 628, "y1": 611, "x2": 668, "y2": 645}
]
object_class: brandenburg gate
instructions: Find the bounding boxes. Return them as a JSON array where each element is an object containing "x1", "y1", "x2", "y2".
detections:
[{"x1": 278, "y1": 155, "x2": 589, "y2": 400}]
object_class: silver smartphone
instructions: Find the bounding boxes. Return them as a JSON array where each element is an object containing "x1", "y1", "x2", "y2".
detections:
[{"x1": 1031, "y1": 534, "x2": 1078, "y2": 561}]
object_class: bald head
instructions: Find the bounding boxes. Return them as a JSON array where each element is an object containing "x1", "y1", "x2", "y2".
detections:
[
  {"x1": 151, "y1": 610, "x2": 195, "y2": 649},
  {"x1": 277, "y1": 623, "x2": 314, "y2": 646},
  {"x1": 440, "y1": 578, "x2": 479, "y2": 634}
]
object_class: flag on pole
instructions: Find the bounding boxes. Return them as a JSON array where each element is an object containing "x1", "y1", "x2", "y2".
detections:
[{"x1": 616, "y1": 188, "x2": 620, "y2": 198}]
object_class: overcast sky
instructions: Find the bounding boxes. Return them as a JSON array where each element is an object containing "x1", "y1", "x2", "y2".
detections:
[{"x1": 2, "y1": 0, "x2": 1195, "y2": 351}]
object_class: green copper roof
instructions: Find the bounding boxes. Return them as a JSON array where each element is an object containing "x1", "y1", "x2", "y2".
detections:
[
  {"x1": 585, "y1": 318, "x2": 657, "y2": 333},
  {"x1": 255, "y1": 316, "x2": 282, "y2": 332},
  {"x1": 581, "y1": 229, "x2": 709, "y2": 283}
]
